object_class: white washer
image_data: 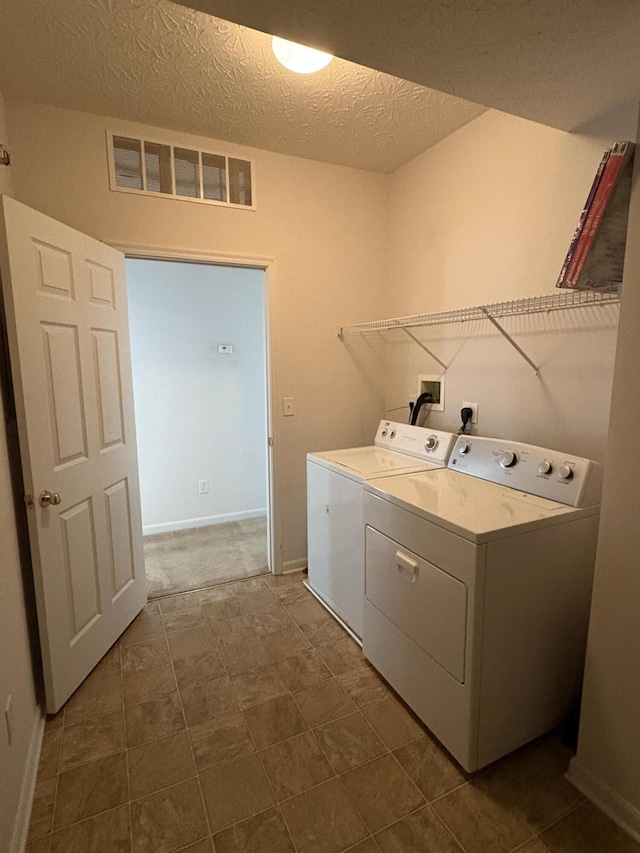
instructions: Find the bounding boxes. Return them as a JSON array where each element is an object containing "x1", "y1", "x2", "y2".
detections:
[
  {"x1": 363, "y1": 434, "x2": 602, "y2": 772},
  {"x1": 306, "y1": 420, "x2": 457, "y2": 639}
]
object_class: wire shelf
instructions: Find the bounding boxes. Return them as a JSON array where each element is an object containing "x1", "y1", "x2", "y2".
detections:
[{"x1": 337, "y1": 288, "x2": 621, "y2": 337}]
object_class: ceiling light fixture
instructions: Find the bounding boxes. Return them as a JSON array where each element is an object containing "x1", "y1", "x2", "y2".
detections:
[{"x1": 272, "y1": 36, "x2": 333, "y2": 74}]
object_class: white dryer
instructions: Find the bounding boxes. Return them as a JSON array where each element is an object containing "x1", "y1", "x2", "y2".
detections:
[
  {"x1": 363, "y1": 434, "x2": 602, "y2": 772},
  {"x1": 306, "y1": 421, "x2": 457, "y2": 639}
]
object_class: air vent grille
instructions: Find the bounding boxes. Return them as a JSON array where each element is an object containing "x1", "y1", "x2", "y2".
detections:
[{"x1": 109, "y1": 134, "x2": 255, "y2": 210}]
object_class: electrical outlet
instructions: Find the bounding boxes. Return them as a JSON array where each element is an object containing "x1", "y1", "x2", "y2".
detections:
[
  {"x1": 198, "y1": 479, "x2": 209, "y2": 494},
  {"x1": 462, "y1": 401, "x2": 478, "y2": 424},
  {"x1": 4, "y1": 695, "x2": 13, "y2": 745},
  {"x1": 283, "y1": 397, "x2": 295, "y2": 417}
]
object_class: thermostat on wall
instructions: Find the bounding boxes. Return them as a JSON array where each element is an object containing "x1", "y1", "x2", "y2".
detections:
[{"x1": 218, "y1": 345, "x2": 233, "y2": 354}]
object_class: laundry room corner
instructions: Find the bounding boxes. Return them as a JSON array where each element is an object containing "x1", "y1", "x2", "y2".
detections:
[{"x1": 373, "y1": 109, "x2": 627, "y2": 462}]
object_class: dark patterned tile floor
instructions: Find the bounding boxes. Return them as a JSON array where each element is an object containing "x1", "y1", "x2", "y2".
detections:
[{"x1": 28, "y1": 572, "x2": 639, "y2": 853}]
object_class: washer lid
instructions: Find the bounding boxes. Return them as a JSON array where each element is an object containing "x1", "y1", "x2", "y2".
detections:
[
  {"x1": 308, "y1": 446, "x2": 444, "y2": 482},
  {"x1": 365, "y1": 468, "x2": 599, "y2": 543}
]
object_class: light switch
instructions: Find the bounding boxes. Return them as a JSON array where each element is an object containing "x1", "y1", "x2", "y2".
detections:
[{"x1": 283, "y1": 397, "x2": 295, "y2": 416}]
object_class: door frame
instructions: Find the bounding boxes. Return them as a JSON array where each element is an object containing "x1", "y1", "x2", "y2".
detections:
[{"x1": 114, "y1": 242, "x2": 279, "y2": 575}]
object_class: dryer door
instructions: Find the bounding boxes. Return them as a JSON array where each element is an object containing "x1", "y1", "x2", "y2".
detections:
[{"x1": 365, "y1": 526, "x2": 468, "y2": 683}]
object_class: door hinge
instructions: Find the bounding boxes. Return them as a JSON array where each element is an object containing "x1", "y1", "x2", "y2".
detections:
[
  {"x1": 268, "y1": 437, "x2": 273, "y2": 448},
  {"x1": 24, "y1": 494, "x2": 34, "y2": 508}
]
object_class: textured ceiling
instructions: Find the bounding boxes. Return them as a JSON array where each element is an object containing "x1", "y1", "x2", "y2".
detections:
[
  {"x1": 180, "y1": 0, "x2": 640, "y2": 136},
  {"x1": 0, "y1": 0, "x2": 486, "y2": 173}
]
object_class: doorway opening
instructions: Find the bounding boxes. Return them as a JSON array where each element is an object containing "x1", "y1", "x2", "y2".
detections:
[{"x1": 126, "y1": 257, "x2": 271, "y2": 598}]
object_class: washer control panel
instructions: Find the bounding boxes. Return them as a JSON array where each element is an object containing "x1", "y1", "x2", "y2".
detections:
[
  {"x1": 448, "y1": 435, "x2": 602, "y2": 507},
  {"x1": 374, "y1": 421, "x2": 457, "y2": 465}
]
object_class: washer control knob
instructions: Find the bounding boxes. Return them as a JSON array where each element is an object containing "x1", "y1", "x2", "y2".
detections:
[
  {"x1": 381, "y1": 428, "x2": 388, "y2": 437},
  {"x1": 390, "y1": 429, "x2": 396, "y2": 439},
  {"x1": 458, "y1": 442, "x2": 470, "y2": 455},
  {"x1": 558, "y1": 465, "x2": 573, "y2": 481},
  {"x1": 425, "y1": 435, "x2": 438, "y2": 451},
  {"x1": 499, "y1": 451, "x2": 517, "y2": 468},
  {"x1": 538, "y1": 460, "x2": 552, "y2": 475}
]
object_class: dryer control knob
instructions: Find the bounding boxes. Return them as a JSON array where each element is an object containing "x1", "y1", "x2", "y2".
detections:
[
  {"x1": 425, "y1": 435, "x2": 438, "y2": 451},
  {"x1": 538, "y1": 460, "x2": 552, "y2": 475},
  {"x1": 499, "y1": 451, "x2": 517, "y2": 468},
  {"x1": 558, "y1": 465, "x2": 573, "y2": 481},
  {"x1": 458, "y1": 442, "x2": 470, "y2": 455}
]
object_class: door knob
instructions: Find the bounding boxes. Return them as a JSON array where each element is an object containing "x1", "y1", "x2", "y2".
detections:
[{"x1": 40, "y1": 490, "x2": 62, "y2": 507}]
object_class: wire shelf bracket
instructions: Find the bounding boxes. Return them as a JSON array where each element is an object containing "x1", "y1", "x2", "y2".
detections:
[
  {"x1": 478, "y1": 306, "x2": 540, "y2": 377},
  {"x1": 337, "y1": 289, "x2": 620, "y2": 378},
  {"x1": 401, "y1": 327, "x2": 449, "y2": 372}
]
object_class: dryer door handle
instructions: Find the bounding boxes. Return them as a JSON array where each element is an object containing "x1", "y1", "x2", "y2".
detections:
[{"x1": 396, "y1": 551, "x2": 418, "y2": 581}]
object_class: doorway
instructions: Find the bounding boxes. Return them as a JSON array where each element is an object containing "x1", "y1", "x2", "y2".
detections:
[{"x1": 126, "y1": 257, "x2": 271, "y2": 597}]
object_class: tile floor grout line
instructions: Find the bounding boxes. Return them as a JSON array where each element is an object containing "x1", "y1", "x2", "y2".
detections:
[
  {"x1": 256, "y1": 744, "x2": 342, "y2": 808},
  {"x1": 313, "y1": 709, "x2": 391, "y2": 777},
  {"x1": 42, "y1": 802, "x2": 131, "y2": 838},
  {"x1": 232, "y1": 682, "x2": 301, "y2": 853},
  {"x1": 368, "y1": 799, "x2": 432, "y2": 843},
  {"x1": 433, "y1": 787, "x2": 538, "y2": 853},
  {"x1": 288, "y1": 683, "x2": 357, "y2": 729},
  {"x1": 45, "y1": 745, "x2": 62, "y2": 846},
  {"x1": 532, "y1": 798, "x2": 586, "y2": 838},
  {"x1": 427, "y1": 776, "x2": 473, "y2": 805},
  {"x1": 273, "y1": 805, "x2": 301, "y2": 853},
  {"x1": 343, "y1": 837, "x2": 379, "y2": 853},
  {"x1": 210, "y1": 803, "x2": 291, "y2": 847},
  {"x1": 429, "y1": 787, "x2": 484, "y2": 852},
  {"x1": 120, "y1": 659, "x2": 134, "y2": 853},
  {"x1": 430, "y1": 803, "x2": 473, "y2": 853},
  {"x1": 161, "y1": 602, "x2": 216, "y2": 850},
  {"x1": 257, "y1": 707, "x2": 386, "y2": 764},
  {"x1": 128, "y1": 771, "x2": 202, "y2": 804},
  {"x1": 532, "y1": 834, "x2": 556, "y2": 853}
]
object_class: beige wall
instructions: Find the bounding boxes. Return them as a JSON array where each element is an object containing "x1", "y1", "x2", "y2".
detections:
[
  {"x1": 6, "y1": 100, "x2": 388, "y2": 569},
  {"x1": 386, "y1": 109, "x2": 620, "y2": 313},
  {"x1": 380, "y1": 110, "x2": 620, "y2": 462},
  {"x1": 567, "y1": 114, "x2": 640, "y2": 840},
  {"x1": 0, "y1": 90, "x2": 42, "y2": 853}
]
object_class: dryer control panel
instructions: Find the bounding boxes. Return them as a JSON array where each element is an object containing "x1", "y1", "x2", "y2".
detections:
[
  {"x1": 448, "y1": 435, "x2": 602, "y2": 507},
  {"x1": 374, "y1": 421, "x2": 457, "y2": 466}
]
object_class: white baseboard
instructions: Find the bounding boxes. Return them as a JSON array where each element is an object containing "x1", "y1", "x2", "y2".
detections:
[
  {"x1": 143, "y1": 508, "x2": 267, "y2": 536},
  {"x1": 567, "y1": 756, "x2": 640, "y2": 843},
  {"x1": 10, "y1": 708, "x2": 45, "y2": 853},
  {"x1": 281, "y1": 558, "x2": 307, "y2": 573}
]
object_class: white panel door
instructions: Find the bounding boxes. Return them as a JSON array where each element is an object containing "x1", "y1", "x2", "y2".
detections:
[{"x1": 0, "y1": 196, "x2": 146, "y2": 713}]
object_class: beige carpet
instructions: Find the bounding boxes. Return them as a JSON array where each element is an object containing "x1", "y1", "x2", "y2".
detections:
[{"x1": 144, "y1": 516, "x2": 268, "y2": 598}]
